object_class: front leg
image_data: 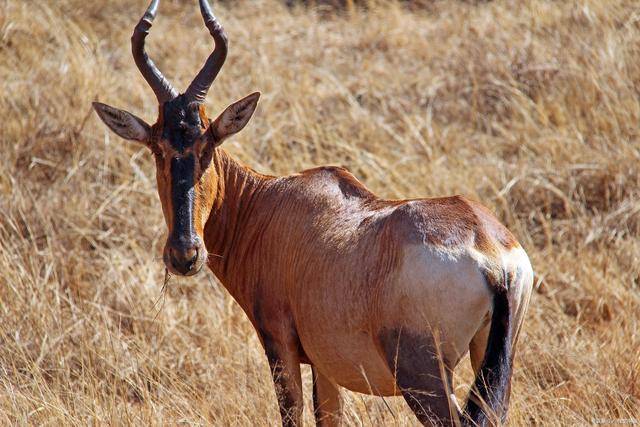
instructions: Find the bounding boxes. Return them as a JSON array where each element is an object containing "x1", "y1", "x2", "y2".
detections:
[{"x1": 262, "y1": 332, "x2": 304, "y2": 427}]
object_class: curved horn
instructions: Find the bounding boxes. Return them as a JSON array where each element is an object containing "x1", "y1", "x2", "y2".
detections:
[
  {"x1": 131, "y1": 0, "x2": 178, "y2": 104},
  {"x1": 184, "y1": 0, "x2": 228, "y2": 104}
]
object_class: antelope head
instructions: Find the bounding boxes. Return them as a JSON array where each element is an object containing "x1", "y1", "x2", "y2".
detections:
[{"x1": 93, "y1": 0, "x2": 260, "y2": 276}]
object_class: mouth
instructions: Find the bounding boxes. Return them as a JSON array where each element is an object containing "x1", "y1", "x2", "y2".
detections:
[
  {"x1": 182, "y1": 263, "x2": 204, "y2": 277},
  {"x1": 164, "y1": 260, "x2": 204, "y2": 277}
]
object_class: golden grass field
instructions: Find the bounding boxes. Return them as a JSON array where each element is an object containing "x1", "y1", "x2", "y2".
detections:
[{"x1": 1, "y1": 0, "x2": 639, "y2": 425}]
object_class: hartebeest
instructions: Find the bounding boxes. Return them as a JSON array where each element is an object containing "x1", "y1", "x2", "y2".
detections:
[{"x1": 92, "y1": 1, "x2": 533, "y2": 425}]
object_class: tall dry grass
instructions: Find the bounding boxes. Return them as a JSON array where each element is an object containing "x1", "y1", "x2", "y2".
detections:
[{"x1": 1, "y1": 0, "x2": 639, "y2": 425}]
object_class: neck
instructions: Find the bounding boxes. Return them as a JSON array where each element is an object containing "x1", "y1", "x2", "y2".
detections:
[{"x1": 202, "y1": 148, "x2": 274, "y2": 284}]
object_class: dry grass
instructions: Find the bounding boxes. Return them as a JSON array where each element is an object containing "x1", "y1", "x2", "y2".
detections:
[{"x1": 1, "y1": 0, "x2": 639, "y2": 425}]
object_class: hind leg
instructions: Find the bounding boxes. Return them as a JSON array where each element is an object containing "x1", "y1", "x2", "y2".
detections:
[
  {"x1": 469, "y1": 321, "x2": 490, "y2": 375},
  {"x1": 312, "y1": 367, "x2": 342, "y2": 426},
  {"x1": 466, "y1": 320, "x2": 491, "y2": 418},
  {"x1": 379, "y1": 328, "x2": 459, "y2": 426}
]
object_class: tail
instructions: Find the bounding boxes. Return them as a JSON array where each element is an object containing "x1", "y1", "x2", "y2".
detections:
[{"x1": 463, "y1": 285, "x2": 512, "y2": 426}]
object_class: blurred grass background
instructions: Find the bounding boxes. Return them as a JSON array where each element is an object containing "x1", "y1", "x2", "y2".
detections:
[{"x1": 0, "y1": 0, "x2": 639, "y2": 424}]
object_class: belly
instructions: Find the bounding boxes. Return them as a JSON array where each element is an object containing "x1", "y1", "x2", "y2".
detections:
[
  {"x1": 299, "y1": 326, "x2": 400, "y2": 396},
  {"x1": 291, "y1": 270, "x2": 401, "y2": 395}
]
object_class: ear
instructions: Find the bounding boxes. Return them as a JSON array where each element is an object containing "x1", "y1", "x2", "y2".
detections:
[
  {"x1": 92, "y1": 102, "x2": 151, "y2": 143},
  {"x1": 208, "y1": 92, "x2": 260, "y2": 145}
]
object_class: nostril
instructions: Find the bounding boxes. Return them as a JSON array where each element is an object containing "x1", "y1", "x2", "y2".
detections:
[
  {"x1": 185, "y1": 247, "x2": 198, "y2": 271},
  {"x1": 168, "y1": 245, "x2": 199, "y2": 274}
]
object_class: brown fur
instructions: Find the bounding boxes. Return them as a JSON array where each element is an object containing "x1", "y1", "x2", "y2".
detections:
[
  {"x1": 182, "y1": 141, "x2": 529, "y2": 423},
  {"x1": 197, "y1": 148, "x2": 517, "y2": 294},
  {"x1": 90, "y1": 2, "x2": 529, "y2": 421},
  {"x1": 95, "y1": 91, "x2": 531, "y2": 427},
  {"x1": 90, "y1": 3, "x2": 531, "y2": 423}
]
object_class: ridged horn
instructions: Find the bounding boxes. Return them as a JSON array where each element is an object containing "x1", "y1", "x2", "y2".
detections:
[
  {"x1": 184, "y1": 0, "x2": 228, "y2": 104},
  {"x1": 131, "y1": 0, "x2": 178, "y2": 104}
]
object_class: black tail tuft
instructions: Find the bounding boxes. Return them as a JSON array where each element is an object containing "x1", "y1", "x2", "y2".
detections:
[{"x1": 463, "y1": 287, "x2": 512, "y2": 426}]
